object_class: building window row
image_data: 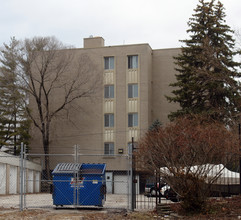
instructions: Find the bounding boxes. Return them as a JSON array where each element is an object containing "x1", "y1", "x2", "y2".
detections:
[
  {"x1": 104, "y1": 84, "x2": 138, "y2": 99},
  {"x1": 104, "y1": 113, "x2": 138, "y2": 128},
  {"x1": 103, "y1": 56, "x2": 139, "y2": 155},
  {"x1": 104, "y1": 142, "x2": 138, "y2": 155},
  {"x1": 104, "y1": 55, "x2": 138, "y2": 70}
]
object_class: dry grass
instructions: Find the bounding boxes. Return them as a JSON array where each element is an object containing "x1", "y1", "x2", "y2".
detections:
[
  {"x1": 0, "y1": 209, "x2": 156, "y2": 220},
  {"x1": 170, "y1": 195, "x2": 241, "y2": 219},
  {"x1": 2, "y1": 196, "x2": 241, "y2": 219}
]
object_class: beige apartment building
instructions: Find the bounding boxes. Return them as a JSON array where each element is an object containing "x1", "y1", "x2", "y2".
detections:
[{"x1": 30, "y1": 36, "x2": 179, "y2": 194}]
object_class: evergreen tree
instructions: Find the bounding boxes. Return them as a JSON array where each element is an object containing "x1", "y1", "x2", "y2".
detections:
[
  {"x1": 167, "y1": 0, "x2": 241, "y2": 125},
  {"x1": 0, "y1": 38, "x2": 30, "y2": 154},
  {"x1": 149, "y1": 119, "x2": 162, "y2": 131}
]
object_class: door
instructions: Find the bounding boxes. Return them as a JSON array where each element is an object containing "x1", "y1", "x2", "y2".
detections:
[
  {"x1": 0, "y1": 164, "x2": 6, "y2": 194},
  {"x1": 9, "y1": 166, "x2": 17, "y2": 194},
  {"x1": 27, "y1": 170, "x2": 34, "y2": 193},
  {"x1": 114, "y1": 175, "x2": 128, "y2": 194},
  {"x1": 105, "y1": 172, "x2": 113, "y2": 194},
  {"x1": 34, "y1": 172, "x2": 40, "y2": 193}
]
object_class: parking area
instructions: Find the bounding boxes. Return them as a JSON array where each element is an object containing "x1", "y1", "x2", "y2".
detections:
[{"x1": 0, "y1": 193, "x2": 172, "y2": 211}]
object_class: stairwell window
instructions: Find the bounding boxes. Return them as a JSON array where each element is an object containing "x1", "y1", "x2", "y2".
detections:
[
  {"x1": 104, "y1": 143, "x2": 114, "y2": 155},
  {"x1": 128, "y1": 113, "x2": 138, "y2": 127},
  {"x1": 104, "y1": 57, "x2": 114, "y2": 70},
  {"x1": 104, "y1": 85, "x2": 114, "y2": 98},
  {"x1": 128, "y1": 55, "x2": 138, "y2": 69},
  {"x1": 128, "y1": 84, "x2": 138, "y2": 98},
  {"x1": 104, "y1": 114, "x2": 114, "y2": 127}
]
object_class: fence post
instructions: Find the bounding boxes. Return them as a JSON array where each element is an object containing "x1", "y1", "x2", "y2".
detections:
[
  {"x1": 76, "y1": 144, "x2": 79, "y2": 207},
  {"x1": 132, "y1": 137, "x2": 136, "y2": 210},
  {"x1": 155, "y1": 170, "x2": 158, "y2": 205},
  {"x1": 128, "y1": 140, "x2": 133, "y2": 211},
  {"x1": 23, "y1": 145, "x2": 27, "y2": 208},
  {"x1": 158, "y1": 171, "x2": 161, "y2": 204},
  {"x1": 73, "y1": 145, "x2": 77, "y2": 206},
  {"x1": 128, "y1": 137, "x2": 136, "y2": 211},
  {"x1": 20, "y1": 142, "x2": 24, "y2": 211},
  {"x1": 239, "y1": 124, "x2": 241, "y2": 194}
]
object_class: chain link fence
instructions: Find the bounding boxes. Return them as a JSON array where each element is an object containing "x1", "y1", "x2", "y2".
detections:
[
  {"x1": 0, "y1": 144, "x2": 240, "y2": 211},
  {"x1": 0, "y1": 144, "x2": 134, "y2": 211}
]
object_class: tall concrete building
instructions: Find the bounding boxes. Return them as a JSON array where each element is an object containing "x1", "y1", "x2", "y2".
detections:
[{"x1": 30, "y1": 36, "x2": 179, "y2": 193}]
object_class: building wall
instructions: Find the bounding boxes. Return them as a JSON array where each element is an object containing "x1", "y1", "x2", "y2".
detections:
[
  {"x1": 29, "y1": 37, "x2": 179, "y2": 172},
  {"x1": 152, "y1": 48, "x2": 181, "y2": 125}
]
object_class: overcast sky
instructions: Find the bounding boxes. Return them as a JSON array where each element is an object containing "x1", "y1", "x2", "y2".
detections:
[{"x1": 0, "y1": 0, "x2": 240, "y2": 49}]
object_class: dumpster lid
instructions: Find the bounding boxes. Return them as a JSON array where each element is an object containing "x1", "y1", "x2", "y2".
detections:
[
  {"x1": 79, "y1": 163, "x2": 106, "y2": 175},
  {"x1": 52, "y1": 163, "x2": 82, "y2": 174}
]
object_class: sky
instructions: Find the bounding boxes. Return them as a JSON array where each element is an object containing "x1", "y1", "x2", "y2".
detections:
[{"x1": 0, "y1": 0, "x2": 240, "y2": 49}]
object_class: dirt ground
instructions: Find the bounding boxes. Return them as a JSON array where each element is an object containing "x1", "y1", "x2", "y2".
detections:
[
  {"x1": 2, "y1": 196, "x2": 241, "y2": 219},
  {"x1": 0, "y1": 208, "x2": 156, "y2": 220},
  {"x1": 170, "y1": 195, "x2": 241, "y2": 219},
  {"x1": 0, "y1": 193, "x2": 158, "y2": 219},
  {"x1": 0, "y1": 193, "x2": 167, "y2": 210}
]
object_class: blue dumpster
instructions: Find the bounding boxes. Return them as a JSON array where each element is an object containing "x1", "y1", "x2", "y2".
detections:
[
  {"x1": 52, "y1": 163, "x2": 106, "y2": 207},
  {"x1": 78, "y1": 163, "x2": 106, "y2": 206},
  {"x1": 52, "y1": 163, "x2": 82, "y2": 206}
]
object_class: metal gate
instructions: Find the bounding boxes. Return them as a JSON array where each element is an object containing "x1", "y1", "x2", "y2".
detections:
[{"x1": 17, "y1": 144, "x2": 133, "y2": 211}]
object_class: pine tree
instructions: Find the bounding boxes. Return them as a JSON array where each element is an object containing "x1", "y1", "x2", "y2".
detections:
[
  {"x1": 149, "y1": 119, "x2": 162, "y2": 131},
  {"x1": 167, "y1": 0, "x2": 241, "y2": 125},
  {"x1": 0, "y1": 38, "x2": 30, "y2": 154}
]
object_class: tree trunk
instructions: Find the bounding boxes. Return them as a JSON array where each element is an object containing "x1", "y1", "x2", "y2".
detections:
[
  {"x1": 43, "y1": 136, "x2": 51, "y2": 180},
  {"x1": 14, "y1": 110, "x2": 17, "y2": 155}
]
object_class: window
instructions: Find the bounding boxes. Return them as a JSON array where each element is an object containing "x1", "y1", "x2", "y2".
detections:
[
  {"x1": 104, "y1": 114, "x2": 114, "y2": 127},
  {"x1": 104, "y1": 143, "x2": 114, "y2": 155},
  {"x1": 128, "y1": 55, "x2": 138, "y2": 69},
  {"x1": 128, "y1": 84, "x2": 138, "y2": 98},
  {"x1": 128, "y1": 113, "x2": 138, "y2": 127},
  {"x1": 104, "y1": 85, "x2": 114, "y2": 98},
  {"x1": 104, "y1": 57, "x2": 114, "y2": 70}
]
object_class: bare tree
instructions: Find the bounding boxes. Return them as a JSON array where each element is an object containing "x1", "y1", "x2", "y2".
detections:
[
  {"x1": 137, "y1": 116, "x2": 239, "y2": 213},
  {"x1": 4, "y1": 36, "x2": 100, "y2": 179}
]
